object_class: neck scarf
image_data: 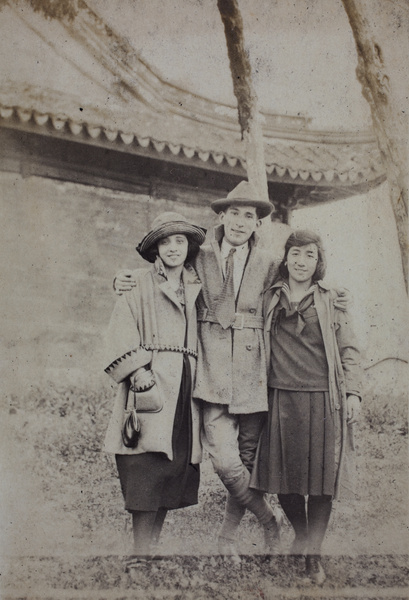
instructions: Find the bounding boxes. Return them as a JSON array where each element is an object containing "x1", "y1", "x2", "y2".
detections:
[{"x1": 273, "y1": 282, "x2": 317, "y2": 336}]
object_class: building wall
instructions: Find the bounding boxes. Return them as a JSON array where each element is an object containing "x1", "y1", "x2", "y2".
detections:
[
  {"x1": 2, "y1": 172, "x2": 407, "y2": 400},
  {"x1": 0, "y1": 172, "x2": 217, "y2": 396}
]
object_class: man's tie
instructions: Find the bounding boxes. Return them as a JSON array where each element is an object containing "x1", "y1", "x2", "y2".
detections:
[{"x1": 215, "y1": 248, "x2": 236, "y2": 329}]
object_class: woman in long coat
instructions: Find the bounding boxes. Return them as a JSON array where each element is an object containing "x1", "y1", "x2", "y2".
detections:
[
  {"x1": 104, "y1": 212, "x2": 206, "y2": 556},
  {"x1": 251, "y1": 230, "x2": 362, "y2": 584}
]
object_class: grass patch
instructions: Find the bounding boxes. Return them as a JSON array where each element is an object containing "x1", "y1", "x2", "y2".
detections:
[{"x1": 2, "y1": 382, "x2": 408, "y2": 558}]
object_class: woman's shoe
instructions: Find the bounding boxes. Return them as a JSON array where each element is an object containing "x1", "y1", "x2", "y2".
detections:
[
  {"x1": 125, "y1": 556, "x2": 149, "y2": 572},
  {"x1": 305, "y1": 554, "x2": 326, "y2": 585}
]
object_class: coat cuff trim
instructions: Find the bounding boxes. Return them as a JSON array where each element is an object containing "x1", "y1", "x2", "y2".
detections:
[{"x1": 105, "y1": 348, "x2": 152, "y2": 383}]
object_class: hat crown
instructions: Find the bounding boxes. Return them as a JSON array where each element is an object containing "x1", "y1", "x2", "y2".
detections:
[
  {"x1": 137, "y1": 211, "x2": 206, "y2": 262},
  {"x1": 226, "y1": 181, "x2": 258, "y2": 203},
  {"x1": 210, "y1": 180, "x2": 273, "y2": 218},
  {"x1": 150, "y1": 212, "x2": 189, "y2": 230}
]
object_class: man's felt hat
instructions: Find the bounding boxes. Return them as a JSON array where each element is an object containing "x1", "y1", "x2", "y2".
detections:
[
  {"x1": 136, "y1": 212, "x2": 207, "y2": 262},
  {"x1": 210, "y1": 181, "x2": 273, "y2": 219}
]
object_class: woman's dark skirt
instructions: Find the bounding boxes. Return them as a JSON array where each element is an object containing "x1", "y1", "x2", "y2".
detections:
[
  {"x1": 116, "y1": 355, "x2": 200, "y2": 512},
  {"x1": 252, "y1": 388, "x2": 336, "y2": 496}
]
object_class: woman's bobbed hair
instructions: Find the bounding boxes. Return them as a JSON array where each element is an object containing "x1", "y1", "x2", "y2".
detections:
[
  {"x1": 278, "y1": 229, "x2": 326, "y2": 281},
  {"x1": 144, "y1": 234, "x2": 201, "y2": 265}
]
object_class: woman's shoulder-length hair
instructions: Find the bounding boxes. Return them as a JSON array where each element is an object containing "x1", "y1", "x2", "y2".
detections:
[{"x1": 278, "y1": 229, "x2": 327, "y2": 281}]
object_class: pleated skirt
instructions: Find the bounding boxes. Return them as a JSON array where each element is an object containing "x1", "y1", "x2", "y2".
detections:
[
  {"x1": 252, "y1": 388, "x2": 336, "y2": 496},
  {"x1": 115, "y1": 355, "x2": 200, "y2": 512}
]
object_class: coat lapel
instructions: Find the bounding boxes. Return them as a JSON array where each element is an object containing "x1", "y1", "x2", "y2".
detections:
[
  {"x1": 183, "y1": 264, "x2": 202, "y2": 320},
  {"x1": 262, "y1": 282, "x2": 283, "y2": 374},
  {"x1": 151, "y1": 261, "x2": 183, "y2": 314},
  {"x1": 152, "y1": 260, "x2": 202, "y2": 318},
  {"x1": 314, "y1": 285, "x2": 340, "y2": 415},
  {"x1": 158, "y1": 280, "x2": 184, "y2": 313},
  {"x1": 210, "y1": 239, "x2": 224, "y2": 281}
]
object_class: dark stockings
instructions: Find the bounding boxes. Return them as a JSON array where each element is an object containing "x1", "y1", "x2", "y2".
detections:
[
  {"x1": 131, "y1": 508, "x2": 168, "y2": 554},
  {"x1": 307, "y1": 495, "x2": 332, "y2": 555},
  {"x1": 278, "y1": 493, "x2": 332, "y2": 555},
  {"x1": 152, "y1": 508, "x2": 168, "y2": 546},
  {"x1": 278, "y1": 493, "x2": 307, "y2": 552}
]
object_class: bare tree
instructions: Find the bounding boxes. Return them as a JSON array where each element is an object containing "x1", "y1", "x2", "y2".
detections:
[
  {"x1": 217, "y1": 0, "x2": 269, "y2": 203},
  {"x1": 218, "y1": 0, "x2": 408, "y2": 291},
  {"x1": 342, "y1": 0, "x2": 408, "y2": 293}
]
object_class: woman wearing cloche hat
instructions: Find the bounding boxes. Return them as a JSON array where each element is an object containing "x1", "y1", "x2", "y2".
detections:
[{"x1": 103, "y1": 212, "x2": 206, "y2": 557}]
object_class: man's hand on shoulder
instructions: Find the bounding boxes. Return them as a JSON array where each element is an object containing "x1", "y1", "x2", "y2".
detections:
[
  {"x1": 333, "y1": 287, "x2": 353, "y2": 311},
  {"x1": 113, "y1": 269, "x2": 136, "y2": 295}
]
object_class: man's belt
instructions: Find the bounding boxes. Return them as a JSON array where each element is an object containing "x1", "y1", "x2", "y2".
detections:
[{"x1": 197, "y1": 309, "x2": 263, "y2": 330}]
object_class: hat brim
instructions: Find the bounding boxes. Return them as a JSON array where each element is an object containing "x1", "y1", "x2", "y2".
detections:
[
  {"x1": 210, "y1": 197, "x2": 273, "y2": 219},
  {"x1": 137, "y1": 222, "x2": 207, "y2": 262}
]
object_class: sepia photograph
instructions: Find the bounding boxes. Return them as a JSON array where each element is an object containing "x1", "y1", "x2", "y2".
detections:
[{"x1": 0, "y1": 1, "x2": 408, "y2": 598}]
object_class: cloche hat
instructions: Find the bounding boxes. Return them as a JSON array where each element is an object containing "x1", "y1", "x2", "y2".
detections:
[
  {"x1": 211, "y1": 181, "x2": 273, "y2": 219},
  {"x1": 136, "y1": 212, "x2": 207, "y2": 262}
]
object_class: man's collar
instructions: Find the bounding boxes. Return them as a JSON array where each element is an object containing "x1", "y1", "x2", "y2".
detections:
[{"x1": 220, "y1": 237, "x2": 249, "y2": 258}]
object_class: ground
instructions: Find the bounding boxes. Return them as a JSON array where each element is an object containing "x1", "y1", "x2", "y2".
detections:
[{"x1": 0, "y1": 382, "x2": 408, "y2": 598}]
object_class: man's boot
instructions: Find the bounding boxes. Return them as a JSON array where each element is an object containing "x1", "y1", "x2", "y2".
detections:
[
  {"x1": 218, "y1": 493, "x2": 245, "y2": 561},
  {"x1": 263, "y1": 500, "x2": 282, "y2": 553}
]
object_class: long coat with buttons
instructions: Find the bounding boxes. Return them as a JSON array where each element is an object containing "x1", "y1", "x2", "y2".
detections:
[
  {"x1": 193, "y1": 225, "x2": 279, "y2": 414},
  {"x1": 104, "y1": 259, "x2": 202, "y2": 463}
]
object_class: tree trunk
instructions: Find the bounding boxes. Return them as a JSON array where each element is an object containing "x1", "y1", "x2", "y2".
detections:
[
  {"x1": 217, "y1": 0, "x2": 269, "y2": 204},
  {"x1": 342, "y1": 0, "x2": 408, "y2": 293}
]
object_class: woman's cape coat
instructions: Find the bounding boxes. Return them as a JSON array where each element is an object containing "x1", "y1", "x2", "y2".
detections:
[
  {"x1": 103, "y1": 260, "x2": 202, "y2": 463},
  {"x1": 260, "y1": 280, "x2": 362, "y2": 500}
]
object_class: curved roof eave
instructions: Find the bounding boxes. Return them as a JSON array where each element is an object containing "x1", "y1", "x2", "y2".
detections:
[
  {"x1": 0, "y1": 1, "x2": 386, "y2": 197},
  {"x1": 0, "y1": 95, "x2": 385, "y2": 195}
]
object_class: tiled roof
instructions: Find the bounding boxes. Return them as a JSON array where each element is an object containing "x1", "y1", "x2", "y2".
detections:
[
  {"x1": 0, "y1": 86, "x2": 385, "y2": 192},
  {"x1": 0, "y1": 1, "x2": 385, "y2": 196}
]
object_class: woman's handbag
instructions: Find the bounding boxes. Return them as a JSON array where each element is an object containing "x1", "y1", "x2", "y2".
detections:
[
  {"x1": 122, "y1": 407, "x2": 141, "y2": 449},
  {"x1": 122, "y1": 366, "x2": 163, "y2": 449}
]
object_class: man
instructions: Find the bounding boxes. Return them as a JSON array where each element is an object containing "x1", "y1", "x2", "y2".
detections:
[
  {"x1": 114, "y1": 181, "x2": 348, "y2": 556},
  {"x1": 192, "y1": 182, "x2": 281, "y2": 555}
]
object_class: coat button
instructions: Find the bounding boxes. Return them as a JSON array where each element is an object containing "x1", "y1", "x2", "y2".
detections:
[
  {"x1": 335, "y1": 403, "x2": 341, "y2": 410},
  {"x1": 246, "y1": 344, "x2": 252, "y2": 351},
  {"x1": 249, "y1": 308, "x2": 256, "y2": 314}
]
